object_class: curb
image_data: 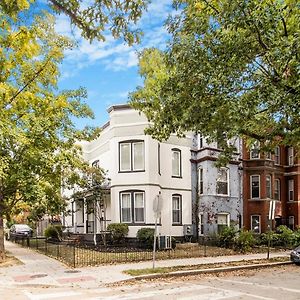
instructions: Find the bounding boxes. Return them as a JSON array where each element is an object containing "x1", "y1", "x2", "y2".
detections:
[{"x1": 126, "y1": 261, "x2": 293, "y2": 282}]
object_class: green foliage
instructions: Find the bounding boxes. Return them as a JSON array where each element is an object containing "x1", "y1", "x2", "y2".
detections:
[
  {"x1": 0, "y1": 0, "x2": 148, "y2": 44},
  {"x1": 131, "y1": 0, "x2": 300, "y2": 157},
  {"x1": 107, "y1": 223, "x2": 129, "y2": 243},
  {"x1": 217, "y1": 226, "x2": 237, "y2": 248},
  {"x1": 137, "y1": 228, "x2": 155, "y2": 249},
  {"x1": 234, "y1": 230, "x2": 255, "y2": 253},
  {"x1": 44, "y1": 225, "x2": 63, "y2": 240}
]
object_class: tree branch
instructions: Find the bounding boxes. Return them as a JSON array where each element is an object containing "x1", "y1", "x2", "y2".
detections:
[{"x1": 8, "y1": 58, "x2": 51, "y2": 104}]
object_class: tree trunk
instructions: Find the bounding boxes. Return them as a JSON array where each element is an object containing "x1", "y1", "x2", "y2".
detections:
[{"x1": 0, "y1": 214, "x2": 5, "y2": 262}]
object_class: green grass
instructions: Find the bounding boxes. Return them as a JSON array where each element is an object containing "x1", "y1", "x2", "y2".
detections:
[{"x1": 124, "y1": 257, "x2": 290, "y2": 276}]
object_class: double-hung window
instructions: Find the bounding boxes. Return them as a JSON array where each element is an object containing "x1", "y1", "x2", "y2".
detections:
[
  {"x1": 251, "y1": 215, "x2": 261, "y2": 233},
  {"x1": 288, "y1": 179, "x2": 294, "y2": 201},
  {"x1": 217, "y1": 213, "x2": 229, "y2": 233},
  {"x1": 274, "y1": 146, "x2": 280, "y2": 165},
  {"x1": 120, "y1": 191, "x2": 145, "y2": 223},
  {"x1": 250, "y1": 142, "x2": 260, "y2": 159},
  {"x1": 198, "y1": 167, "x2": 203, "y2": 195},
  {"x1": 119, "y1": 141, "x2": 144, "y2": 172},
  {"x1": 274, "y1": 179, "x2": 280, "y2": 200},
  {"x1": 172, "y1": 195, "x2": 182, "y2": 224},
  {"x1": 172, "y1": 149, "x2": 181, "y2": 177},
  {"x1": 266, "y1": 175, "x2": 272, "y2": 199},
  {"x1": 250, "y1": 175, "x2": 260, "y2": 199},
  {"x1": 216, "y1": 168, "x2": 229, "y2": 195},
  {"x1": 288, "y1": 147, "x2": 294, "y2": 166}
]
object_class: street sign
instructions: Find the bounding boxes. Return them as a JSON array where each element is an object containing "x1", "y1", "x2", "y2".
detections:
[
  {"x1": 153, "y1": 194, "x2": 162, "y2": 215},
  {"x1": 268, "y1": 200, "x2": 276, "y2": 220}
]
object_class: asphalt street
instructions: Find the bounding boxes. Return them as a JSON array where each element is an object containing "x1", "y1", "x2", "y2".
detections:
[{"x1": 1, "y1": 264, "x2": 300, "y2": 300}]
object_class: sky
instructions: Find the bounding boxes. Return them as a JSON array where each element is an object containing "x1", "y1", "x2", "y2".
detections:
[{"x1": 52, "y1": 0, "x2": 175, "y2": 129}]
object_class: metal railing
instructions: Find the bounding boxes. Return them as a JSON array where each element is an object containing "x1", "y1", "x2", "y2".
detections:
[{"x1": 11, "y1": 235, "x2": 225, "y2": 268}]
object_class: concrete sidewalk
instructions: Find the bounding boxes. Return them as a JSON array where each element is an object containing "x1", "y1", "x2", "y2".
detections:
[{"x1": 1, "y1": 241, "x2": 290, "y2": 289}]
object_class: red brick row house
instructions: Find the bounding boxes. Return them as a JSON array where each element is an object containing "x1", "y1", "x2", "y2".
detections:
[{"x1": 243, "y1": 144, "x2": 299, "y2": 233}]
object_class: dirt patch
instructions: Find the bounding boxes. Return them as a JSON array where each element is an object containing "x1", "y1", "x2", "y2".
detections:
[{"x1": 0, "y1": 252, "x2": 23, "y2": 268}]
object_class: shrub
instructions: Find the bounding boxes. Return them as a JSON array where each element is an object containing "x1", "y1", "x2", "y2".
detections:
[
  {"x1": 107, "y1": 223, "x2": 129, "y2": 244},
  {"x1": 276, "y1": 225, "x2": 294, "y2": 248},
  {"x1": 137, "y1": 228, "x2": 155, "y2": 249},
  {"x1": 234, "y1": 230, "x2": 255, "y2": 253},
  {"x1": 217, "y1": 226, "x2": 237, "y2": 248},
  {"x1": 44, "y1": 225, "x2": 63, "y2": 240}
]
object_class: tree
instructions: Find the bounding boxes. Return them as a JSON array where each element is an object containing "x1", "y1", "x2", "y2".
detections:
[
  {"x1": 1, "y1": 0, "x2": 148, "y2": 44},
  {"x1": 130, "y1": 0, "x2": 300, "y2": 157},
  {"x1": 0, "y1": 8, "x2": 103, "y2": 261}
]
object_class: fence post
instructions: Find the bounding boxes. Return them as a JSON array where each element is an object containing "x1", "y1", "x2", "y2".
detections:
[
  {"x1": 45, "y1": 240, "x2": 47, "y2": 254},
  {"x1": 26, "y1": 237, "x2": 29, "y2": 247},
  {"x1": 36, "y1": 236, "x2": 38, "y2": 250},
  {"x1": 57, "y1": 243, "x2": 59, "y2": 258}
]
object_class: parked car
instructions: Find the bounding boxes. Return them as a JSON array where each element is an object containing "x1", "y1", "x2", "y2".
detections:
[
  {"x1": 8, "y1": 224, "x2": 33, "y2": 240},
  {"x1": 290, "y1": 246, "x2": 300, "y2": 264}
]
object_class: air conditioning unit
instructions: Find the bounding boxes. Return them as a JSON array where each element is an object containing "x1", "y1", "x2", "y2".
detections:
[
  {"x1": 159, "y1": 235, "x2": 172, "y2": 249},
  {"x1": 183, "y1": 224, "x2": 194, "y2": 236}
]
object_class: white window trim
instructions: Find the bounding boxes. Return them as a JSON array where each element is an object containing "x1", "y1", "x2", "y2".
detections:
[
  {"x1": 274, "y1": 146, "x2": 280, "y2": 165},
  {"x1": 250, "y1": 175, "x2": 260, "y2": 199},
  {"x1": 120, "y1": 192, "x2": 132, "y2": 223},
  {"x1": 198, "y1": 167, "x2": 203, "y2": 195},
  {"x1": 172, "y1": 195, "x2": 182, "y2": 224},
  {"x1": 266, "y1": 175, "x2": 272, "y2": 199},
  {"x1": 172, "y1": 149, "x2": 181, "y2": 177},
  {"x1": 288, "y1": 179, "x2": 294, "y2": 201},
  {"x1": 132, "y1": 141, "x2": 145, "y2": 171},
  {"x1": 274, "y1": 179, "x2": 280, "y2": 201},
  {"x1": 120, "y1": 142, "x2": 131, "y2": 172},
  {"x1": 250, "y1": 142, "x2": 260, "y2": 159},
  {"x1": 288, "y1": 147, "x2": 294, "y2": 166},
  {"x1": 133, "y1": 192, "x2": 145, "y2": 223},
  {"x1": 216, "y1": 167, "x2": 229, "y2": 196},
  {"x1": 251, "y1": 215, "x2": 261, "y2": 234}
]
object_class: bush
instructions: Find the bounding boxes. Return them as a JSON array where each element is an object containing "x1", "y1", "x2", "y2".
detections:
[
  {"x1": 234, "y1": 230, "x2": 255, "y2": 253},
  {"x1": 44, "y1": 225, "x2": 63, "y2": 240},
  {"x1": 276, "y1": 225, "x2": 293, "y2": 247},
  {"x1": 217, "y1": 226, "x2": 237, "y2": 248},
  {"x1": 107, "y1": 223, "x2": 129, "y2": 244},
  {"x1": 137, "y1": 228, "x2": 155, "y2": 249}
]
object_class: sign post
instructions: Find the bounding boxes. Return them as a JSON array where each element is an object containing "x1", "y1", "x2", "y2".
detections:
[
  {"x1": 267, "y1": 200, "x2": 276, "y2": 259},
  {"x1": 152, "y1": 193, "x2": 162, "y2": 269}
]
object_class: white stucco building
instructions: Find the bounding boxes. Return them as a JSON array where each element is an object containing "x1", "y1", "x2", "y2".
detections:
[{"x1": 63, "y1": 104, "x2": 193, "y2": 238}]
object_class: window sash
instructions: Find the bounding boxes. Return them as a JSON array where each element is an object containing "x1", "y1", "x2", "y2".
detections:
[
  {"x1": 288, "y1": 147, "x2": 294, "y2": 166},
  {"x1": 134, "y1": 192, "x2": 144, "y2": 223},
  {"x1": 288, "y1": 180, "x2": 294, "y2": 201},
  {"x1": 132, "y1": 142, "x2": 144, "y2": 170},
  {"x1": 121, "y1": 193, "x2": 132, "y2": 223},
  {"x1": 172, "y1": 150, "x2": 181, "y2": 177},
  {"x1": 250, "y1": 142, "x2": 260, "y2": 159},
  {"x1": 172, "y1": 196, "x2": 182, "y2": 224},
  {"x1": 266, "y1": 175, "x2": 272, "y2": 199},
  {"x1": 198, "y1": 167, "x2": 203, "y2": 194},
  {"x1": 274, "y1": 179, "x2": 280, "y2": 200},
  {"x1": 251, "y1": 215, "x2": 261, "y2": 233},
  {"x1": 120, "y1": 143, "x2": 131, "y2": 171},
  {"x1": 216, "y1": 168, "x2": 228, "y2": 195},
  {"x1": 274, "y1": 147, "x2": 280, "y2": 164},
  {"x1": 251, "y1": 175, "x2": 260, "y2": 199}
]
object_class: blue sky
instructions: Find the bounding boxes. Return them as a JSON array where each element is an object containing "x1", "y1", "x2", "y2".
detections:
[{"x1": 53, "y1": 0, "x2": 175, "y2": 129}]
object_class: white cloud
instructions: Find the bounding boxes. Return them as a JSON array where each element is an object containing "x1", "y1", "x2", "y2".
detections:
[{"x1": 55, "y1": 0, "x2": 174, "y2": 77}]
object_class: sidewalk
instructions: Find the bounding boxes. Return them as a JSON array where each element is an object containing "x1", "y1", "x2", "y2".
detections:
[{"x1": 1, "y1": 241, "x2": 290, "y2": 289}]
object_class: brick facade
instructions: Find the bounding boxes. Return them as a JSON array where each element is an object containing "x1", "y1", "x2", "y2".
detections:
[{"x1": 243, "y1": 144, "x2": 299, "y2": 233}]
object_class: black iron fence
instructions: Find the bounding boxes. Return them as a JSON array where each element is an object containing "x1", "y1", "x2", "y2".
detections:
[{"x1": 11, "y1": 235, "x2": 226, "y2": 268}]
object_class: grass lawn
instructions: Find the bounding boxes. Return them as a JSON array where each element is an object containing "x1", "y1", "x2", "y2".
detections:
[{"x1": 124, "y1": 257, "x2": 290, "y2": 276}]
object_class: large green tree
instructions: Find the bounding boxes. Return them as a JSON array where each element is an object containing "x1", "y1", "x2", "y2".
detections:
[
  {"x1": 0, "y1": 8, "x2": 103, "y2": 261},
  {"x1": 130, "y1": 0, "x2": 300, "y2": 155}
]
